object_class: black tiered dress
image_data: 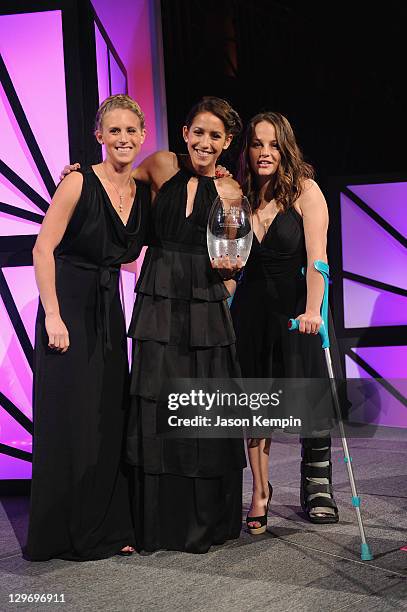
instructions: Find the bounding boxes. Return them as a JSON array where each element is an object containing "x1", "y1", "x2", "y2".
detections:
[
  {"x1": 27, "y1": 168, "x2": 150, "y2": 561},
  {"x1": 126, "y1": 167, "x2": 246, "y2": 553}
]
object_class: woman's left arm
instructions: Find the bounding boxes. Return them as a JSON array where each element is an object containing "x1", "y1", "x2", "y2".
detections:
[{"x1": 296, "y1": 180, "x2": 329, "y2": 334}]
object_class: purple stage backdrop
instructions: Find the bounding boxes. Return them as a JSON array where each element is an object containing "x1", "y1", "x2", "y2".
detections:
[
  {"x1": 340, "y1": 182, "x2": 407, "y2": 427},
  {"x1": 0, "y1": 1, "x2": 167, "y2": 480},
  {"x1": 0, "y1": 5, "x2": 405, "y2": 482},
  {"x1": 0, "y1": 10, "x2": 67, "y2": 479}
]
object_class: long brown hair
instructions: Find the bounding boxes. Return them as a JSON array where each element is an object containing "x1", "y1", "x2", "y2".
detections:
[{"x1": 237, "y1": 112, "x2": 314, "y2": 211}]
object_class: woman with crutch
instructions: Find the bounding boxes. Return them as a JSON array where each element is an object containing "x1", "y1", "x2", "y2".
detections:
[{"x1": 229, "y1": 112, "x2": 339, "y2": 533}]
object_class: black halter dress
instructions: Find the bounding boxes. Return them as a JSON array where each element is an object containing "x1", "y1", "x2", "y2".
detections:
[
  {"x1": 126, "y1": 167, "x2": 246, "y2": 553},
  {"x1": 231, "y1": 207, "x2": 342, "y2": 438}
]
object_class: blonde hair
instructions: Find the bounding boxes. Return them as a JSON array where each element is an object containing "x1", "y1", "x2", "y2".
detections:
[{"x1": 94, "y1": 94, "x2": 145, "y2": 133}]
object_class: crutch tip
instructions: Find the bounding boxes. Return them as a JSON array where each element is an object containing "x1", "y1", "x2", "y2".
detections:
[{"x1": 360, "y1": 543, "x2": 374, "y2": 561}]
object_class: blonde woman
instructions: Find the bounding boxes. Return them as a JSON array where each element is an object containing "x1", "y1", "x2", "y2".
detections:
[{"x1": 27, "y1": 95, "x2": 150, "y2": 561}]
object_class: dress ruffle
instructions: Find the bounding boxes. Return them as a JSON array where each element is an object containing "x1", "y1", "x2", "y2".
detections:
[
  {"x1": 128, "y1": 294, "x2": 235, "y2": 347},
  {"x1": 136, "y1": 246, "x2": 229, "y2": 302},
  {"x1": 129, "y1": 243, "x2": 238, "y2": 401},
  {"x1": 129, "y1": 340, "x2": 240, "y2": 400}
]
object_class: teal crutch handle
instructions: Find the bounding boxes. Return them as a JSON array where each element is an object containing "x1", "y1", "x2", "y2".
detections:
[
  {"x1": 288, "y1": 260, "x2": 330, "y2": 349},
  {"x1": 288, "y1": 318, "x2": 299, "y2": 331}
]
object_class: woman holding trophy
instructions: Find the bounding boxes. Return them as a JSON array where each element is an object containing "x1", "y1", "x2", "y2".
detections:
[
  {"x1": 125, "y1": 97, "x2": 247, "y2": 553},
  {"x1": 230, "y1": 112, "x2": 339, "y2": 533}
]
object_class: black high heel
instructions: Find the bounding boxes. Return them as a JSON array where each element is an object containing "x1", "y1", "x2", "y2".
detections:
[{"x1": 246, "y1": 482, "x2": 273, "y2": 535}]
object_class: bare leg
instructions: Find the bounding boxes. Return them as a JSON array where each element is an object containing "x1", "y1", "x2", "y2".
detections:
[{"x1": 247, "y1": 438, "x2": 271, "y2": 528}]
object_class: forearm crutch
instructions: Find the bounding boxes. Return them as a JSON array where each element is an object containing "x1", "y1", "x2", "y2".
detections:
[{"x1": 288, "y1": 260, "x2": 373, "y2": 561}]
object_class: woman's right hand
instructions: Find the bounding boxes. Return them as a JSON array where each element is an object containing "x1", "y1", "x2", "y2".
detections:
[
  {"x1": 59, "y1": 163, "x2": 81, "y2": 181},
  {"x1": 210, "y1": 255, "x2": 243, "y2": 280},
  {"x1": 45, "y1": 313, "x2": 70, "y2": 352}
]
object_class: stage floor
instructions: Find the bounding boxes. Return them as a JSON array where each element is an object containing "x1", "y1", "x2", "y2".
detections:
[{"x1": 1, "y1": 428, "x2": 407, "y2": 611}]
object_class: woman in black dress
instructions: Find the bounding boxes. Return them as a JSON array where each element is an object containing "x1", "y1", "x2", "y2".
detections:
[
  {"x1": 126, "y1": 97, "x2": 247, "y2": 553},
  {"x1": 26, "y1": 95, "x2": 150, "y2": 561},
  {"x1": 230, "y1": 112, "x2": 339, "y2": 533}
]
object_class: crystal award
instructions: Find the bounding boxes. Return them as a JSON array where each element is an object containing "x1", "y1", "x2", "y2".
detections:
[{"x1": 207, "y1": 195, "x2": 253, "y2": 278}]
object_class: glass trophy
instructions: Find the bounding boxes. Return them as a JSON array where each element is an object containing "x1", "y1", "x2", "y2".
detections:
[{"x1": 207, "y1": 195, "x2": 253, "y2": 278}]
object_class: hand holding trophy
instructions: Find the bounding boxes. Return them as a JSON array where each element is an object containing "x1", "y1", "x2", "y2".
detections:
[{"x1": 207, "y1": 195, "x2": 253, "y2": 280}]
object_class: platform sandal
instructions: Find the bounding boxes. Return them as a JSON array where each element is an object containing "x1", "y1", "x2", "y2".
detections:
[
  {"x1": 246, "y1": 482, "x2": 273, "y2": 535},
  {"x1": 300, "y1": 437, "x2": 339, "y2": 524}
]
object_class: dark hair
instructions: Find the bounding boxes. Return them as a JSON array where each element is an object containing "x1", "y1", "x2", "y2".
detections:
[
  {"x1": 237, "y1": 112, "x2": 314, "y2": 211},
  {"x1": 184, "y1": 96, "x2": 242, "y2": 137}
]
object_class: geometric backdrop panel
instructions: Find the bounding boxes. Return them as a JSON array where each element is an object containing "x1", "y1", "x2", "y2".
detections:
[
  {"x1": 0, "y1": 8, "x2": 72, "y2": 479},
  {"x1": 341, "y1": 193, "x2": 407, "y2": 291},
  {"x1": 95, "y1": 23, "x2": 110, "y2": 105},
  {"x1": 120, "y1": 269, "x2": 137, "y2": 362},
  {"x1": 0, "y1": 407, "x2": 32, "y2": 452},
  {"x1": 0, "y1": 10, "x2": 69, "y2": 184},
  {"x1": 0, "y1": 215, "x2": 41, "y2": 237},
  {"x1": 110, "y1": 52, "x2": 126, "y2": 96},
  {"x1": 338, "y1": 180, "x2": 407, "y2": 429},
  {"x1": 0, "y1": 453, "x2": 32, "y2": 480},
  {"x1": 0, "y1": 81, "x2": 50, "y2": 202},
  {"x1": 3, "y1": 266, "x2": 38, "y2": 346},
  {"x1": 351, "y1": 345, "x2": 407, "y2": 388},
  {"x1": 93, "y1": 16, "x2": 127, "y2": 160},
  {"x1": 343, "y1": 278, "x2": 407, "y2": 328},
  {"x1": 0, "y1": 3, "x2": 129, "y2": 481},
  {"x1": 348, "y1": 182, "x2": 407, "y2": 239},
  {"x1": 345, "y1": 355, "x2": 407, "y2": 429},
  {"x1": 0, "y1": 174, "x2": 45, "y2": 216},
  {"x1": 0, "y1": 288, "x2": 33, "y2": 418}
]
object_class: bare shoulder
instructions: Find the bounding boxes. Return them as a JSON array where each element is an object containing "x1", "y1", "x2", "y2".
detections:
[
  {"x1": 297, "y1": 178, "x2": 327, "y2": 213},
  {"x1": 153, "y1": 150, "x2": 177, "y2": 164},
  {"x1": 39, "y1": 171, "x2": 83, "y2": 240},
  {"x1": 54, "y1": 170, "x2": 83, "y2": 199},
  {"x1": 215, "y1": 176, "x2": 242, "y2": 198},
  {"x1": 134, "y1": 150, "x2": 179, "y2": 189},
  {"x1": 301, "y1": 178, "x2": 321, "y2": 195},
  {"x1": 144, "y1": 150, "x2": 178, "y2": 172}
]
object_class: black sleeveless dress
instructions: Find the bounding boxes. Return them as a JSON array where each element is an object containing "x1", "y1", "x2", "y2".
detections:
[
  {"x1": 126, "y1": 168, "x2": 246, "y2": 553},
  {"x1": 26, "y1": 168, "x2": 150, "y2": 561},
  {"x1": 231, "y1": 206, "x2": 332, "y2": 399}
]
